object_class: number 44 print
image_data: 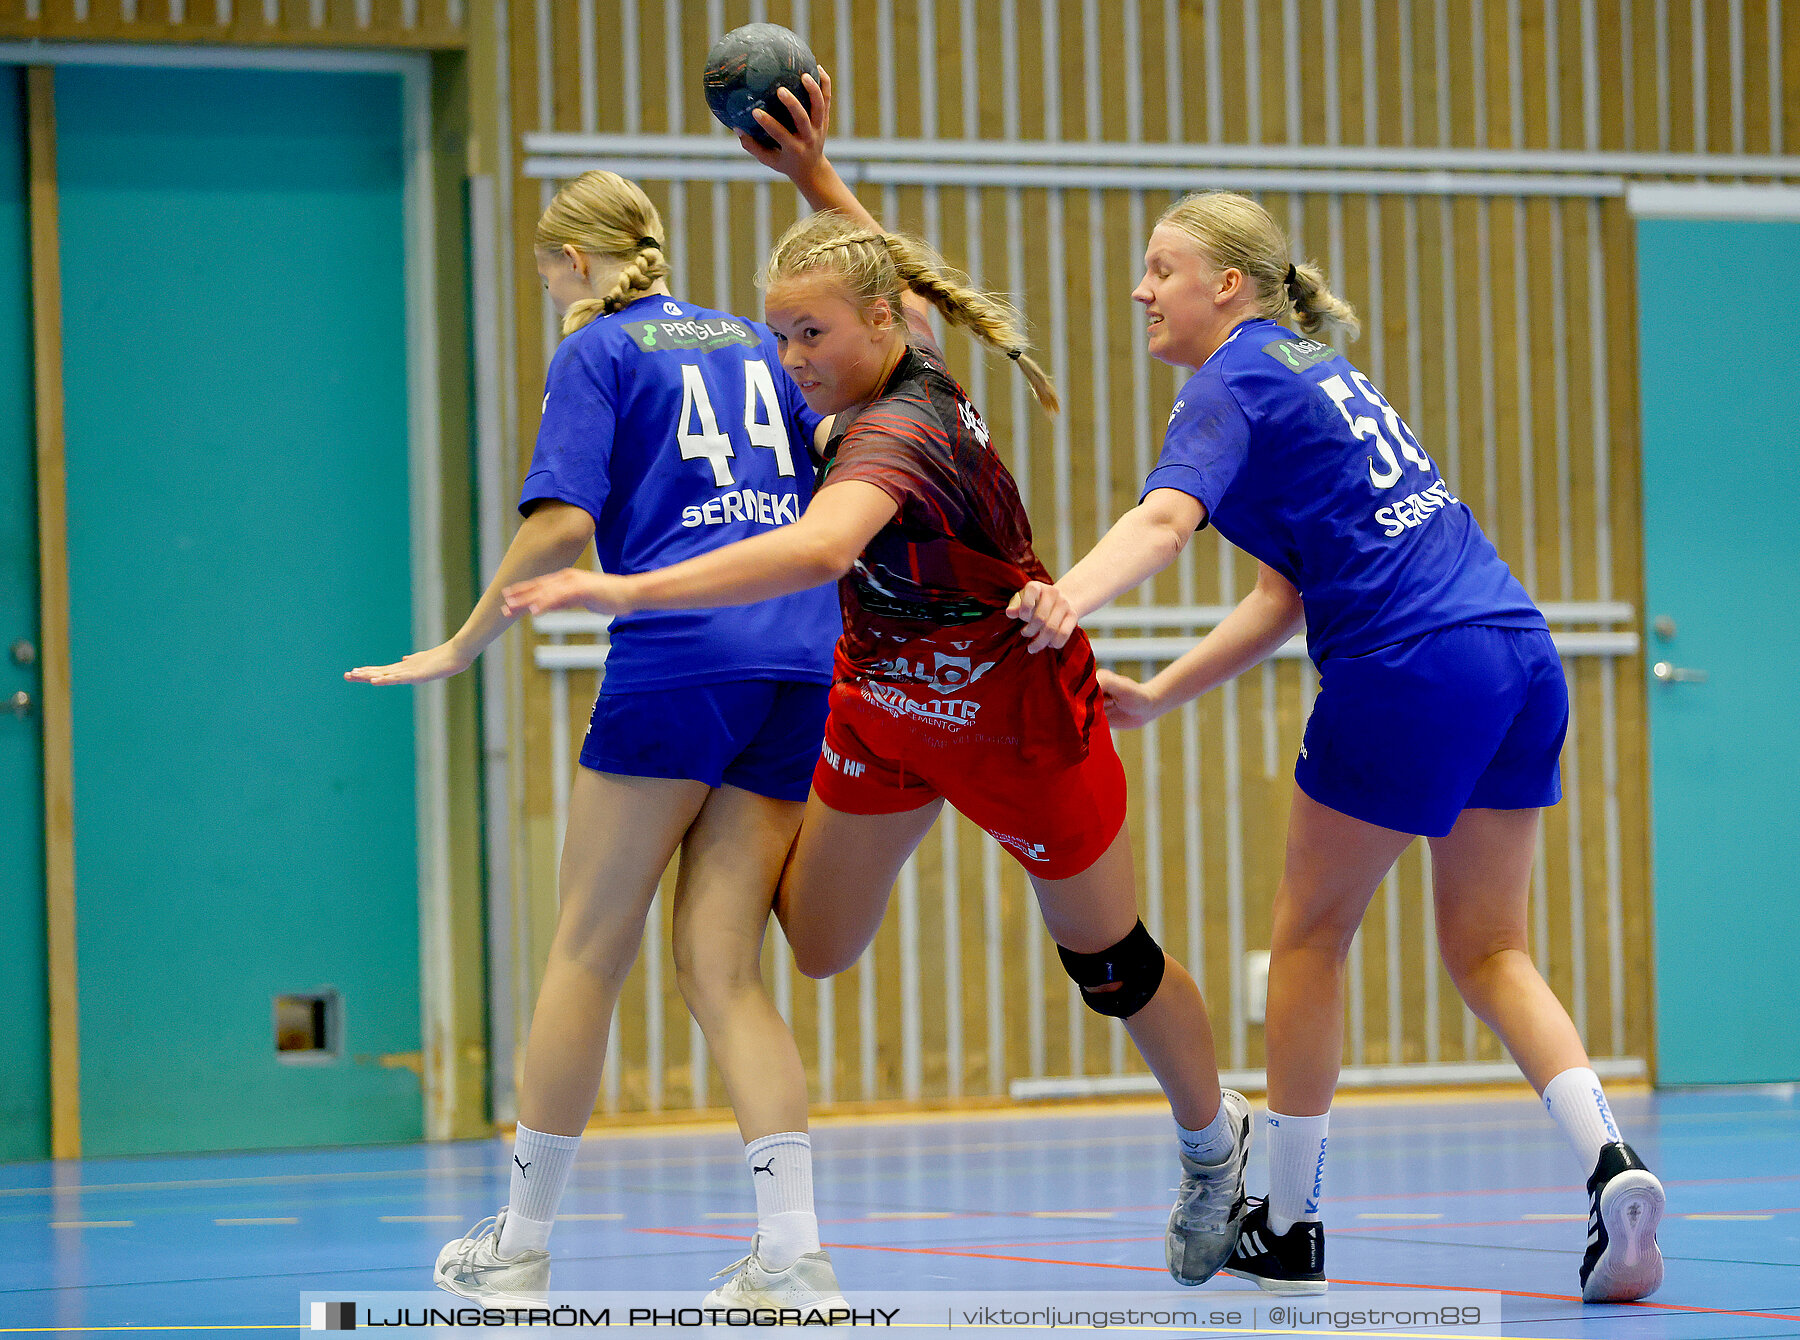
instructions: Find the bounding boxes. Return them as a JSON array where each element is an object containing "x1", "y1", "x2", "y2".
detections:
[{"x1": 678, "y1": 358, "x2": 796, "y2": 486}]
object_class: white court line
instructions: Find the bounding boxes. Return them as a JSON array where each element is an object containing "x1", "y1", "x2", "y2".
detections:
[{"x1": 51, "y1": 1220, "x2": 131, "y2": 1228}]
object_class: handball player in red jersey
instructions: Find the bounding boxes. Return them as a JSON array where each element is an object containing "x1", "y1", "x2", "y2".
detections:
[{"x1": 506, "y1": 70, "x2": 1252, "y2": 1287}]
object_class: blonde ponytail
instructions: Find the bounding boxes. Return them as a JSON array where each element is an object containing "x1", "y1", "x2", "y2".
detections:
[
  {"x1": 762, "y1": 211, "x2": 1059, "y2": 417},
  {"x1": 535, "y1": 171, "x2": 670, "y2": 335},
  {"x1": 877, "y1": 232, "x2": 1060, "y2": 415},
  {"x1": 1284, "y1": 260, "x2": 1360, "y2": 339},
  {"x1": 1158, "y1": 191, "x2": 1361, "y2": 341}
]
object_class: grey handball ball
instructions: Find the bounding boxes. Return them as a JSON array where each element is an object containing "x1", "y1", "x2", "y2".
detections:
[{"x1": 703, "y1": 23, "x2": 819, "y2": 149}]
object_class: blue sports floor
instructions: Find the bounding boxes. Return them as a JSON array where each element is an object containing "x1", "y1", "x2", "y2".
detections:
[{"x1": 1, "y1": 1086, "x2": 1794, "y2": 1337}]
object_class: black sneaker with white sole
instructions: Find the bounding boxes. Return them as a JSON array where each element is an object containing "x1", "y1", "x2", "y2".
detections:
[
  {"x1": 1221, "y1": 1197, "x2": 1326, "y2": 1295},
  {"x1": 1580, "y1": 1142, "x2": 1665, "y2": 1302}
]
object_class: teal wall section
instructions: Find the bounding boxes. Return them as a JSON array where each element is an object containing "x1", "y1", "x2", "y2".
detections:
[
  {"x1": 1637, "y1": 217, "x2": 1800, "y2": 1086},
  {"x1": 0, "y1": 67, "x2": 50, "y2": 1163},
  {"x1": 55, "y1": 67, "x2": 424, "y2": 1154}
]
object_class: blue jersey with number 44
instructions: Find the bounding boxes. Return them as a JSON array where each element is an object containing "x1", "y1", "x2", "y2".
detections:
[
  {"x1": 520, "y1": 294, "x2": 840, "y2": 691},
  {"x1": 1142, "y1": 318, "x2": 1544, "y2": 665}
]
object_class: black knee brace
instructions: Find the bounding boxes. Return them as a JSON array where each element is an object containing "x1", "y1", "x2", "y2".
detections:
[{"x1": 1058, "y1": 920, "x2": 1166, "y2": 1019}]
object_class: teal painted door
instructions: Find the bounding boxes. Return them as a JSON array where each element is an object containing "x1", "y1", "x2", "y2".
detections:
[
  {"x1": 1637, "y1": 216, "x2": 1800, "y2": 1086},
  {"x1": 0, "y1": 68, "x2": 50, "y2": 1163},
  {"x1": 55, "y1": 66, "x2": 423, "y2": 1154}
]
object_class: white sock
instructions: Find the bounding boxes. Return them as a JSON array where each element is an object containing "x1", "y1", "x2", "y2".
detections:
[
  {"x1": 1542, "y1": 1066, "x2": 1623, "y2": 1169},
  {"x1": 745, "y1": 1132, "x2": 820, "y2": 1271},
  {"x1": 497, "y1": 1123, "x2": 583, "y2": 1258},
  {"x1": 1176, "y1": 1096, "x2": 1235, "y2": 1165},
  {"x1": 1265, "y1": 1110, "x2": 1329, "y2": 1237}
]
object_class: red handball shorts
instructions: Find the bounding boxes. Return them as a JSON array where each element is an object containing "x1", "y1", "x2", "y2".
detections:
[{"x1": 810, "y1": 676, "x2": 1128, "y2": 880}]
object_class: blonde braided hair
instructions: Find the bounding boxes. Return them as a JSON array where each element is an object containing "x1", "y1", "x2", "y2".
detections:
[
  {"x1": 535, "y1": 170, "x2": 670, "y2": 335},
  {"x1": 761, "y1": 211, "x2": 1059, "y2": 416},
  {"x1": 1158, "y1": 191, "x2": 1360, "y2": 340}
]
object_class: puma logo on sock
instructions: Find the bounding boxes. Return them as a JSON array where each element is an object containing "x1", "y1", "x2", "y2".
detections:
[
  {"x1": 752, "y1": 1160, "x2": 776, "y2": 1177},
  {"x1": 514, "y1": 1156, "x2": 531, "y2": 1178}
]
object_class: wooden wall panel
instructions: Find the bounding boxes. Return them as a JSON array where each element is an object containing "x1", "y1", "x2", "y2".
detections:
[
  {"x1": 488, "y1": 0, "x2": 1799, "y2": 1119},
  {"x1": 0, "y1": 0, "x2": 463, "y2": 44}
]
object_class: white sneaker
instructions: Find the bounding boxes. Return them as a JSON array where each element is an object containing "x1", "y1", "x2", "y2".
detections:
[
  {"x1": 700, "y1": 1235, "x2": 847, "y2": 1310},
  {"x1": 433, "y1": 1209, "x2": 551, "y2": 1305},
  {"x1": 1167, "y1": 1088, "x2": 1253, "y2": 1285},
  {"x1": 1580, "y1": 1143, "x2": 1665, "y2": 1302}
]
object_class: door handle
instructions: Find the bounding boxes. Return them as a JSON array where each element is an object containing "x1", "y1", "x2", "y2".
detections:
[
  {"x1": 6, "y1": 690, "x2": 30, "y2": 717},
  {"x1": 1652, "y1": 662, "x2": 1708, "y2": 684}
]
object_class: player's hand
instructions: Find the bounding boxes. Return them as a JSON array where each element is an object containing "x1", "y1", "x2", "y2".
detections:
[
  {"x1": 1006, "y1": 580, "x2": 1078, "y2": 654},
  {"x1": 502, "y1": 569, "x2": 636, "y2": 618},
  {"x1": 739, "y1": 69, "x2": 831, "y2": 182},
  {"x1": 1096, "y1": 669, "x2": 1159, "y2": 730},
  {"x1": 346, "y1": 641, "x2": 470, "y2": 686}
]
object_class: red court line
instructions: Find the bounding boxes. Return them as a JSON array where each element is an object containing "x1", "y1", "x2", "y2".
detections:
[
  {"x1": 638, "y1": 1226, "x2": 1800, "y2": 1320},
  {"x1": 656, "y1": 1221, "x2": 1166, "y2": 1250},
  {"x1": 931, "y1": 1236, "x2": 1164, "y2": 1250},
  {"x1": 816, "y1": 1213, "x2": 1003, "y2": 1226},
  {"x1": 1342, "y1": 1219, "x2": 1572, "y2": 1233}
]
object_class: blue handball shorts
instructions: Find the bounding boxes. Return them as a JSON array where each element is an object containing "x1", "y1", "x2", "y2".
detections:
[
  {"x1": 579, "y1": 679, "x2": 830, "y2": 803},
  {"x1": 1295, "y1": 624, "x2": 1567, "y2": 838}
]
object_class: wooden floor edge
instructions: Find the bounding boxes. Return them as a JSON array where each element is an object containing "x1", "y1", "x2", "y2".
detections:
[{"x1": 466, "y1": 1079, "x2": 1658, "y2": 1143}]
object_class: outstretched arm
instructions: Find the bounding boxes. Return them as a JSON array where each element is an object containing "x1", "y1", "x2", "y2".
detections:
[
  {"x1": 502, "y1": 480, "x2": 897, "y2": 618},
  {"x1": 347, "y1": 500, "x2": 595, "y2": 685},
  {"x1": 1100, "y1": 562, "x2": 1304, "y2": 729},
  {"x1": 1006, "y1": 488, "x2": 1204, "y2": 652},
  {"x1": 740, "y1": 70, "x2": 934, "y2": 330}
]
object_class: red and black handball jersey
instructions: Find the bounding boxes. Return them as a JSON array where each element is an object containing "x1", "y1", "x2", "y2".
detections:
[{"x1": 817, "y1": 337, "x2": 1103, "y2": 769}]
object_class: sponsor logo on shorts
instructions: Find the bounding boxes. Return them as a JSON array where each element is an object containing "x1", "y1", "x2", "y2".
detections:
[
  {"x1": 990, "y1": 829, "x2": 1051, "y2": 863},
  {"x1": 821, "y1": 742, "x2": 866, "y2": 778},
  {"x1": 681, "y1": 489, "x2": 801, "y2": 529},
  {"x1": 860, "y1": 679, "x2": 982, "y2": 730}
]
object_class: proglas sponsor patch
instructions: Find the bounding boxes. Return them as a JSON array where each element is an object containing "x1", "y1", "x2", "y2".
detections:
[
  {"x1": 1263, "y1": 337, "x2": 1338, "y2": 372},
  {"x1": 625, "y1": 318, "x2": 761, "y2": 353}
]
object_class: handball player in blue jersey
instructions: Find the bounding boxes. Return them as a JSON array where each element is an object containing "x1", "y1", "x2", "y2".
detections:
[
  {"x1": 1010, "y1": 191, "x2": 1664, "y2": 1302},
  {"x1": 348, "y1": 171, "x2": 846, "y2": 1308}
]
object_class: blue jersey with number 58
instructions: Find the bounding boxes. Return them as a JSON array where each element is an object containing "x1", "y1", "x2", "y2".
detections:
[
  {"x1": 1142, "y1": 317, "x2": 1544, "y2": 665},
  {"x1": 520, "y1": 294, "x2": 840, "y2": 691}
]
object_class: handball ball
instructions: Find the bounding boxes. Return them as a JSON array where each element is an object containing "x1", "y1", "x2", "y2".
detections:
[{"x1": 703, "y1": 23, "x2": 818, "y2": 149}]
